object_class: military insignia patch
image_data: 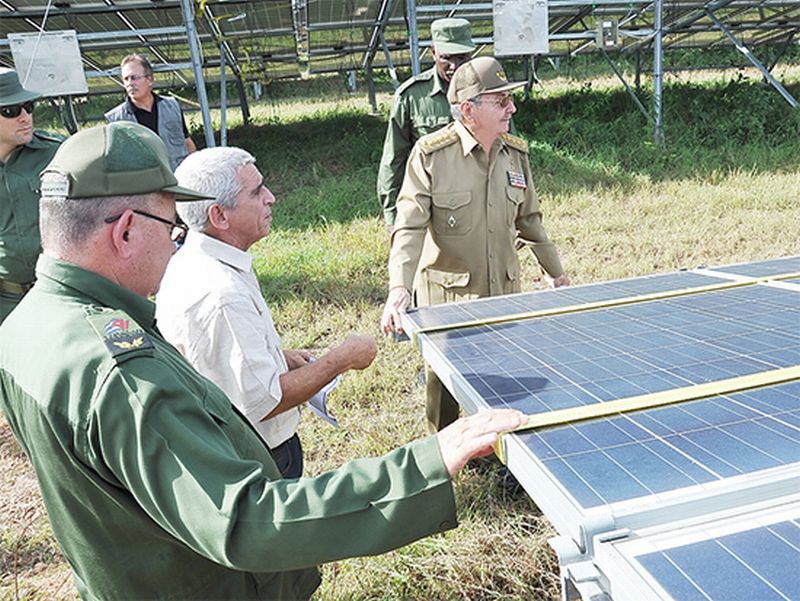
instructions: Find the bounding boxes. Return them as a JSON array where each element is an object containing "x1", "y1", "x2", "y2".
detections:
[
  {"x1": 497, "y1": 70, "x2": 508, "y2": 82},
  {"x1": 507, "y1": 170, "x2": 527, "y2": 188},
  {"x1": 86, "y1": 311, "x2": 155, "y2": 361}
]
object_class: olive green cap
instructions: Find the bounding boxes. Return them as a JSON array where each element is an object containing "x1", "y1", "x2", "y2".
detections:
[
  {"x1": 447, "y1": 56, "x2": 525, "y2": 104},
  {"x1": 0, "y1": 68, "x2": 40, "y2": 106},
  {"x1": 431, "y1": 18, "x2": 475, "y2": 55},
  {"x1": 40, "y1": 122, "x2": 211, "y2": 201}
]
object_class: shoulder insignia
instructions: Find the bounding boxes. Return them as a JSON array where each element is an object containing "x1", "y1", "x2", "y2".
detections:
[
  {"x1": 501, "y1": 133, "x2": 529, "y2": 153},
  {"x1": 396, "y1": 69, "x2": 435, "y2": 95},
  {"x1": 418, "y1": 126, "x2": 459, "y2": 154},
  {"x1": 85, "y1": 309, "x2": 155, "y2": 362}
]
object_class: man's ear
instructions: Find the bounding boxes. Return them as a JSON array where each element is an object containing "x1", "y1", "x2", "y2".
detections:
[
  {"x1": 207, "y1": 203, "x2": 229, "y2": 230},
  {"x1": 108, "y1": 210, "x2": 137, "y2": 259}
]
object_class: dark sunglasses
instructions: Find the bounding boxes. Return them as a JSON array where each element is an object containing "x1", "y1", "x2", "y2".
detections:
[
  {"x1": 105, "y1": 209, "x2": 189, "y2": 246},
  {"x1": 0, "y1": 100, "x2": 35, "y2": 119}
]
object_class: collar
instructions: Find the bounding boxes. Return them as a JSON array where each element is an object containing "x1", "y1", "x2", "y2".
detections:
[
  {"x1": 35, "y1": 254, "x2": 156, "y2": 330},
  {"x1": 125, "y1": 92, "x2": 160, "y2": 112},
  {"x1": 453, "y1": 120, "x2": 509, "y2": 157},
  {"x1": 182, "y1": 230, "x2": 253, "y2": 273}
]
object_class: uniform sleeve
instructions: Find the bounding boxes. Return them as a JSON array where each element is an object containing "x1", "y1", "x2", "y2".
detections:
[
  {"x1": 93, "y1": 359, "x2": 457, "y2": 573},
  {"x1": 377, "y1": 91, "x2": 414, "y2": 226},
  {"x1": 388, "y1": 144, "x2": 432, "y2": 291},
  {"x1": 514, "y1": 158, "x2": 565, "y2": 279},
  {"x1": 184, "y1": 298, "x2": 283, "y2": 428}
]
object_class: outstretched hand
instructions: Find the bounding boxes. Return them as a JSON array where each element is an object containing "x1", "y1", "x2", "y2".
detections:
[{"x1": 436, "y1": 409, "x2": 527, "y2": 477}]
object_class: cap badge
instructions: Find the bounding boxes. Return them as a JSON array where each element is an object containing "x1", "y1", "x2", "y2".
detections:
[{"x1": 497, "y1": 70, "x2": 508, "y2": 82}]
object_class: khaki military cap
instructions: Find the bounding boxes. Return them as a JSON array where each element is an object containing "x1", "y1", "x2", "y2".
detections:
[
  {"x1": 447, "y1": 56, "x2": 525, "y2": 104},
  {"x1": 41, "y1": 122, "x2": 210, "y2": 201},
  {"x1": 0, "y1": 68, "x2": 40, "y2": 106},
  {"x1": 431, "y1": 18, "x2": 475, "y2": 54}
]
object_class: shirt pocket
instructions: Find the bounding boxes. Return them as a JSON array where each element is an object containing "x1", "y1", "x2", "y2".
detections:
[
  {"x1": 432, "y1": 191, "x2": 472, "y2": 236},
  {"x1": 412, "y1": 114, "x2": 450, "y2": 137},
  {"x1": 505, "y1": 188, "x2": 525, "y2": 229},
  {"x1": 425, "y1": 268, "x2": 471, "y2": 304}
]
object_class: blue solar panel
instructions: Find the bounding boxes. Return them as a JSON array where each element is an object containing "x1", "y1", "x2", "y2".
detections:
[
  {"x1": 408, "y1": 270, "x2": 727, "y2": 330},
  {"x1": 708, "y1": 255, "x2": 800, "y2": 278},
  {"x1": 637, "y1": 519, "x2": 800, "y2": 601}
]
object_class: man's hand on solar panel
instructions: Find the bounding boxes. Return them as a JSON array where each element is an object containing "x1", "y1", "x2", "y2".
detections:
[
  {"x1": 553, "y1": 274, "x2": 571, "y2": 288},
  {"x1": 381, "y1": 286, "x2": 412, "y2": 335},
  {"x1": 437, "y1": 409, "x2": 528, "y2": 477}
]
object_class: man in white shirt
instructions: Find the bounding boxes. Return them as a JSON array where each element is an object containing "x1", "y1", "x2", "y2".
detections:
[{"x1": 156, "y1": 147, "x2": 377, "y2": 478}]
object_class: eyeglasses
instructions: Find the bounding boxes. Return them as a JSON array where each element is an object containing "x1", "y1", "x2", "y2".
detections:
[
  {"x1": 123, "y1": 74, "x2": 150, "y2": 83},
  {"x1": 472, "y1": 95, "x2": 514, "y2": 109},
  {"x1": 0, "y1": 101, "x2": 35, "y2": 119},
  {"x1": 105, "y1": 209, "x2": 188, "y2": 246}
]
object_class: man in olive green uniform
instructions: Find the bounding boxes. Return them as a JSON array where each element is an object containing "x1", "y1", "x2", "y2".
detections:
[
  {"x1": 381, "y1": 57, "x2": 570, "y2": 432},
  {"x1": 0, "y1": 68, "x2": 61, "y2": 323},
  {"x1": 0, "y1": 121, "x2": 525, "y2": 600},
  {"x1": 376, "y1": 18, "x2": 474, "y2": 230}
]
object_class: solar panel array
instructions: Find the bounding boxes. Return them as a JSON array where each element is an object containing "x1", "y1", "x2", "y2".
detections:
[{"x1": 402, "y1": 256, "x2": 800, "y2": 601}]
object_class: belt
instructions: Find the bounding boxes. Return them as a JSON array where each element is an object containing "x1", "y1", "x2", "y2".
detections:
[{"x1": 0, "y1": 278, "x2": 35, "y2": 295}]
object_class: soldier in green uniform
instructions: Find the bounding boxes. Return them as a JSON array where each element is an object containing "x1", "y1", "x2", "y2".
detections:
[
  {"x1": 0, "y1": 121, "x2": 526, "y2": 600},
  {"x1": 0, "y1": 68, "x2": 61, "y2": 323},
  {"x1": 376, "y1": 18, "x2": 475, "y2": 230},
  {"x1": 381, "y1": 57, "x2": 570, "y2": 432}
]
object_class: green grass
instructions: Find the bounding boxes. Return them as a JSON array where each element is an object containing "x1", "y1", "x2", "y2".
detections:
[{"x1": 2, "y1": 67, "x2": 800, "y2": 600}]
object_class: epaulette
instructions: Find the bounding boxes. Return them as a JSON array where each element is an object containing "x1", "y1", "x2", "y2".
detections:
[
  {"x1": 501, "y1": 133, "x2": 529, "y2": 153},
  {"x1": 33, "y1": 130, "x2": 65, "y2": 143},
  {"x1": 396, "y1": 69, "x2": 435, "y2": 95},
  {"x1": 418, "y1": 127, "x2": 459, "y2": 154},
  {"x1": 84, "y1": 307, "x2": 155, "y2": 363}
]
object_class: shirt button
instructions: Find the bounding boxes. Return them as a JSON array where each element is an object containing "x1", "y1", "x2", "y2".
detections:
[
  {"x1": 488, "y1": 201, "x2": 493, "y2": 207},
  {"x1": 488, "y1": 227, "x2": 494, "y2": 233}
]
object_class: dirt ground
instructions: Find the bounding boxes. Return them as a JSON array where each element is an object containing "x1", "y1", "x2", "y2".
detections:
[{"x1": 0, "y1": 415, "x2": 77, "y2": 600}]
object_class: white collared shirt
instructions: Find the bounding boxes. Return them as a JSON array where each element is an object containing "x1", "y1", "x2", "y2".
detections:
[{"x1": 155, "y1": 230, "x2": 298, "y2": 448}]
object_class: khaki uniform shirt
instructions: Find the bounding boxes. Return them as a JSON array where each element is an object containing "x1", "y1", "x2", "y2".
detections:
[
  {"x1": 0, "y1": 131, "x2": 61, "y2": 321},
  {"x1": 388, "y1": 121, "x2": 565, "y2": 307},
  {"x1": 377, "y1": 67, "x2": 451, "y2": 226},
  {"x1": 0, "y1": 255, "x2": 458, "y2": 601}
]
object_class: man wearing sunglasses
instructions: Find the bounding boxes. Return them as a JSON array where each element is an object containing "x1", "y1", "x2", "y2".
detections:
[
  {"x1": 377, "y1": 18, "x2": 475, "y2": 233},
  {"x1": 0, "y1": 68, "x2": 62, "y2": 323},
  {"x1": 0, "y1": 120, "x2": 526, "y2": 600},
  {"x1": 381, "y1": 57, "x2": 570, "y2": 433}
]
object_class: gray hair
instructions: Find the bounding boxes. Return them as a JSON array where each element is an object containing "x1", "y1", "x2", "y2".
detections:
[
  {"x1": 39, "y1": 172, "x2": 156, "y2": 251},
  {"x1": 173, "y1": 147, "x2": 256, "y2": 232},
  {"x1": 450, "y1": 96, "x2": 481, "y2": 121}
]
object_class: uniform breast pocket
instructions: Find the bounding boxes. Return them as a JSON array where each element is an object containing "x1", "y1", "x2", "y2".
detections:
[
  {"x1": 412, "y1": 115, "x2": 450, "y2": 137},
  {"x1": 505, "y1": 188, "x2": 526, "y2": 228},
  {"x1": 432, "y1": 191, "x2": 472, "y2": 235}
]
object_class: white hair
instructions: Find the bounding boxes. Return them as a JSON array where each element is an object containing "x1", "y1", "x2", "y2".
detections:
[{"x1": 173, "y1": 147, "x2": 256, "y2": 232}]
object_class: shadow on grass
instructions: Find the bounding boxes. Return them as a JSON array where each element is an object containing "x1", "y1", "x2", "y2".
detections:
[{"x1": 224, "y1": 77, "x2": 800, "y2": 231}]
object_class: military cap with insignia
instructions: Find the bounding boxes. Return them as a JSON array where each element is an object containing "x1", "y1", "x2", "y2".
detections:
[
  {"x1": 447, "y1": 56, "x2": 526, "y2": 104},
  {"x1": 40, "y1": 121, "x2": 211, "y2": 201}
]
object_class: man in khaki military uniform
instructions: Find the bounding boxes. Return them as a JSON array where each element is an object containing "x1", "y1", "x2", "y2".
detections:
[
  {"x1": 381, "y1": 56, "x2": 570, "y2": 432},
  {"x1": 0, "y1": 68, "x2": 61, "y2": 323},
  {"x1": 376, "y1": 18, "x2": 474, "y2": 230}
]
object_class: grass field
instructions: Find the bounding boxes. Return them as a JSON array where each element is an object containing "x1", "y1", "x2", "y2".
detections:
[{"x1": 1, "y1": 66, "x2": 799, "y2": 600}]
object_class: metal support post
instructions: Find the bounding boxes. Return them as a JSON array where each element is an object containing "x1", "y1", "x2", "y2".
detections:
[
  {"x1": 601, "y1": 49, "x2": 654, "y2": 126},
  {"x1": 179, "y1": 0, "x2": 215, "y2": 148},
  {"x1": 366, "y1": 64, "x2": 378, "y2": 114},
  {"x1": 220, "y1": 41, "x2": 227, "y2": 146},
  {"x1": 653, "y1": 0, "x2": 664, "y2": 145},
  {"x1": 380, "y1": 32, "x2": 400, "y2": 89},
  {"x1": 408, "y1": 0, "x2": 421, "y2": 76},
  {"x1": 706, "y1": 9, "x2": 799, "y2": 109}
]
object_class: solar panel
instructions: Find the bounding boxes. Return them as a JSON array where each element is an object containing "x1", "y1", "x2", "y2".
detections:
[{"x1": 401, "y1": 256, "x2": 800, "y2": 601}]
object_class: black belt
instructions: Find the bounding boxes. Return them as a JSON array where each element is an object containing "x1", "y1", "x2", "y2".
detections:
[{"x1": 0, "y1": 279, "x2": 35, "y2": 295}]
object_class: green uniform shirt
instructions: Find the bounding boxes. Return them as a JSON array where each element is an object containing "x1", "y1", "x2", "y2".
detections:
[
  {"x1": 0, "y1": 255, "x2": 457, "y2": 601},
  {"x1": 0, "y1": 131, "x2": 61, "y2": 321},
  {"x1": 388, "y1": 121, "x2": 565, "y2": 307},
  {"x1": 377, "y1": 67, "x2": 452, "y2": 226}
]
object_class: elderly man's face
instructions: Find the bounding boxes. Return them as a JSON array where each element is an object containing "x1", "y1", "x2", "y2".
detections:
[
  {"x1": 226, "y1": 163, "x2": 276, "y2": 251},
  {"x1": 432, "y1": 48, "x2": 471, "y2": 83},
  {"x1": 122, "y1": 61, "x2": 154, "y2": 105},
  {"x1": 471, "y1": 92, "x2": 516, "y2": 138},
  {"x1": 0, "y1": 100, "x2": 34, "y2": 151}
]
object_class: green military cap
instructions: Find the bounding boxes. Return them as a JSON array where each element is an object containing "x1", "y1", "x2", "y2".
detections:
[
  {"x1": 40, "y1": 122, "x2": 211, "y2": 201},
  {"x1": 447, "y1": 56, "x2": 525, "y2": 104},
  {"x1": 431, "y1": 18, "x2": 475, "y2": 55},
  {"x1": 0, "y1": 67, "x2": 40, "y2": 106}
]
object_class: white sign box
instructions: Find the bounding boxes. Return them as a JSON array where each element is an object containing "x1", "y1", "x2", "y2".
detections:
[
  {"x1": 493, "y1": 0, "x2": 550, "y2": 56},
  {"x1": 8, "y1": 30, "x2": 88, "y2": 96}
]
